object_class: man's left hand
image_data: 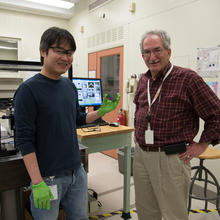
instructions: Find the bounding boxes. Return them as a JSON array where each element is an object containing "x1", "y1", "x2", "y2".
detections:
[{"x1": 179, "y1": 142, "x2": 209, "y2": 163}]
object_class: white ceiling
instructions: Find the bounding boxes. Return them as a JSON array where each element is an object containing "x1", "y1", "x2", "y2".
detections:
[{"x1": 0, "y1": 0, "x2": 82, "y2": 19}]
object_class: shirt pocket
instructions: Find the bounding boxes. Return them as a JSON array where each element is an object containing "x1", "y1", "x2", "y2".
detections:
[{"x1": 155, "y1": 93, "x2": 187, "y2": 121}]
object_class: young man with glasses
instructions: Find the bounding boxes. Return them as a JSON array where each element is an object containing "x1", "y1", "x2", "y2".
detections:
[
  {"x1": 14, "y1": 27, "x2": 120, "y2": 220},
  {"x1": 133, "y1": 30, "x2": 220, "y2": 220}
]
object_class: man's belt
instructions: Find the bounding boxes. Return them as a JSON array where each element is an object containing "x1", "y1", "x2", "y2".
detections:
[
  {"x1": 139, "y1": 145, "x2": 165, "y2": 152},
  {"x1": 139, "y1": 142, "x2": 187, "y2": 155}
]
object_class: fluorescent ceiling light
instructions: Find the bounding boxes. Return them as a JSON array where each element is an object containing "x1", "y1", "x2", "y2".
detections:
[{"x1": 25, "y1": 0, "x2": 75, "y2": 9}]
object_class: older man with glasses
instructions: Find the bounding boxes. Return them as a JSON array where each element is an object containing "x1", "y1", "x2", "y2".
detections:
[{"x1": 133, "y1": 30, "x2": 220, "y2": 220}]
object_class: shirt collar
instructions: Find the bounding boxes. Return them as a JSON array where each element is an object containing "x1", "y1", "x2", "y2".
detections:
[{"x1": 146, "y1": 62, "x2": 172, "y2": 81}]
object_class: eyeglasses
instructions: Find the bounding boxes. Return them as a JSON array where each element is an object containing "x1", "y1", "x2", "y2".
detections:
[
  {"x1": 142, "y1": 47, "x2": 164, "y2": 58},
  {"x1": 49, "y1": 46, "x2": 74, "y2": 57}
]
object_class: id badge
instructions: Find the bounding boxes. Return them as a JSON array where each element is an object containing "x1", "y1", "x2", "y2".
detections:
[
  {"x1": 145, "y1": 130, "x2": 154, "y2": 144},
  {"x1": 49, "y1": 185, "x2": 58, "y2": 200}
]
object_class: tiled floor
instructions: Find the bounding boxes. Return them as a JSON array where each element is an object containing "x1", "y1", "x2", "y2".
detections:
[{"x1": 88, "y1": 152, "x2": 220, "y2": 220}]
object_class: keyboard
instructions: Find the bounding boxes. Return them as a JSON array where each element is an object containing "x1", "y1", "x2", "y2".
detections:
[{"x1": 78, "y1": 118, "x2": 109, "y2": 128}]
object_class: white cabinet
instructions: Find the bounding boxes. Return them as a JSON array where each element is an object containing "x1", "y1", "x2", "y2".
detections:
[
  {"x1": 0, "y1": 60, "x2": 41, "y2": 98},
  {"x1": 0, "y1": 77, "x2": 23, "y2": 99}
]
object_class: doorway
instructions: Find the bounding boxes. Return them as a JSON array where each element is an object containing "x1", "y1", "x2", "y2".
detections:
[{"x1": 88, "y1": 46, "x2": 124, "y2": 159}]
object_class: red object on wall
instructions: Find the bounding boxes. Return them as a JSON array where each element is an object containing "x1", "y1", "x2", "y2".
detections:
[{"x1": 117, "y1": 109, "x2": 126, "y2": 125}]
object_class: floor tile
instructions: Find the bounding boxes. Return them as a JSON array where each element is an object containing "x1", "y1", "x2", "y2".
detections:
[{"x1": 88, "y1": 152, "x2": 220, "y2": 220}]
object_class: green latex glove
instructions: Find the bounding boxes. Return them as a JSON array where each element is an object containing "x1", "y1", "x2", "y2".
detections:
[
  {"x1": 98, "y1": 93, "x2": 120, "y2": 117},
  {"x1": 32, "y1": 181, "x2": 54, "y2": 210}
]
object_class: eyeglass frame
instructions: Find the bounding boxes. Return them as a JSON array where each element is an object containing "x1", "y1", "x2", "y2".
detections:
[
  {"x1": 49, "y1": 46, "x2": 74, "y2": 57},
  {"x1": 142, "y1": 47, "x2": 165, "y2": 58}
]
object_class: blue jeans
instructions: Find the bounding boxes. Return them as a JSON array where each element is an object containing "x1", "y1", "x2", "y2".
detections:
[{"x1": 30, "y1": 164, "x2": 88, "y2": 220}]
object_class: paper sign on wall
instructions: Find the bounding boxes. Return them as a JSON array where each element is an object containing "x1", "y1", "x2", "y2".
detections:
[
  {"x1": 197, "y1": 47, "x2": 220, "y2": 78},
  {"x1": 206, "y1": 81, "x2": 218, "y2": 95},
  {"x1": 88, "y1": 70, "x2": 96, "y2": 78}
]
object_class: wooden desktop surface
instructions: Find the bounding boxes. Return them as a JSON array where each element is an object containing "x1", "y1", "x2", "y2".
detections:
[{"x1": 77, "y1": 125, "x2": 134, "y2": 139}]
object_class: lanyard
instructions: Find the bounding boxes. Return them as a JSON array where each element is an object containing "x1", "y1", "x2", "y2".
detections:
[{"x1": 147, "y1": 65, "x2": 173, "y2": 128}]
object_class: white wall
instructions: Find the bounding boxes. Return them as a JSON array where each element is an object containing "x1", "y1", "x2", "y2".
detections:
[
  {"x1": 0, "y1": 9, "x2": 68, "y2": 61},
  {"x1": 0, "y1": 9, "x2": 70, "y2": 83},
  {"x1": 69, "y1": 0, "x2": 220, "y2": 187}
]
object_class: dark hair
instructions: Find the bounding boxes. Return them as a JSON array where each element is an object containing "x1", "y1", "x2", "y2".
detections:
[{"x1": 39, "y1": 26, "x2": 76, "y2": 64}]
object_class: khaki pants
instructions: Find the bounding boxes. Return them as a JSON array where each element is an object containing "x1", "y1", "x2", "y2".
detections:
[{"x1": 133, "y1": 144, "x2": 191, "y2": 220}]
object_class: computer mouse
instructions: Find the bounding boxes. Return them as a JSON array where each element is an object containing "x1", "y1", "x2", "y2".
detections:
[{"x1": 109, "y1": 122, "x2": 119, "y2": 127}]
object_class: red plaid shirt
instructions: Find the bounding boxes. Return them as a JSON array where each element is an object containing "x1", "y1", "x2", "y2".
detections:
[{"x1": 134, "y1": 62, "x2": 220, "y2": 148}]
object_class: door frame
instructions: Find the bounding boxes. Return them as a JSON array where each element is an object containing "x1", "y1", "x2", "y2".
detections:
[{"x1": 88, "y1": 46, "x2": 124, "y2": 159}]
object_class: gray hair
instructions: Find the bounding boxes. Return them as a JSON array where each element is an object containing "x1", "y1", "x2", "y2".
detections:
[{"x1": 140, "y1": 30, "x2": 171, "y2": 53}]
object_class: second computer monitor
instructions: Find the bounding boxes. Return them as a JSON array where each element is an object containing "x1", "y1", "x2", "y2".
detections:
[{"x1": 72, "y1": 77, "x2": 103, "y2": 108}]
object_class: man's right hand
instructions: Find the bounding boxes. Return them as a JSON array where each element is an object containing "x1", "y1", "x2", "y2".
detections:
[
  {"x1": 98, "y1": 93, "x2": 120, "y2": 117},
  {"x1": 32, "y1": 181, "x2": 54, "y2": 210}
]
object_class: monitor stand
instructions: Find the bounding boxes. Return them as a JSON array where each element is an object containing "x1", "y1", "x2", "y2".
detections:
[
  {"x1": 93, "y1": 105, "x2": 107, "y2": 123},
  {"x1": 80, "y1": 106, "x2": 100, "y2": 113},
  {"x1": 80, "y1": 106, "x2": 86, "y2": 113},
  {"x1": 79, "y1": 106, "x2": 106, "y2": 123},
  {"x1": 93, "y1": 105, "x2": 100, "y2": 111}
]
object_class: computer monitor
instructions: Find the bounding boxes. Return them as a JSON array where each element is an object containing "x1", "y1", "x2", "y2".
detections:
[{"x1": 72, "y1": 77, "x2": 103, "y2": 110}]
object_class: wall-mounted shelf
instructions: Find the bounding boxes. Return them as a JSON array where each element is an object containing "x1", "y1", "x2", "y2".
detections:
[
  {"x1": 0, "y1": 60, "x2": 42, "y2": 99},
  {"x1": 0, "y1": 60, "x2": 42, "y2": 71}
]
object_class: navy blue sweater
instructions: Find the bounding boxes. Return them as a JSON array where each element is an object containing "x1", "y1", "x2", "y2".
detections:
[{"x1": 14, "y1": 73, "x2": 87, "y2": 177}]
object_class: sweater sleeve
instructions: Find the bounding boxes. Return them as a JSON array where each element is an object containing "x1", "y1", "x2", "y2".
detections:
[{"x1": 14, "y1": 83, "x2": 37, "y2": 155}]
